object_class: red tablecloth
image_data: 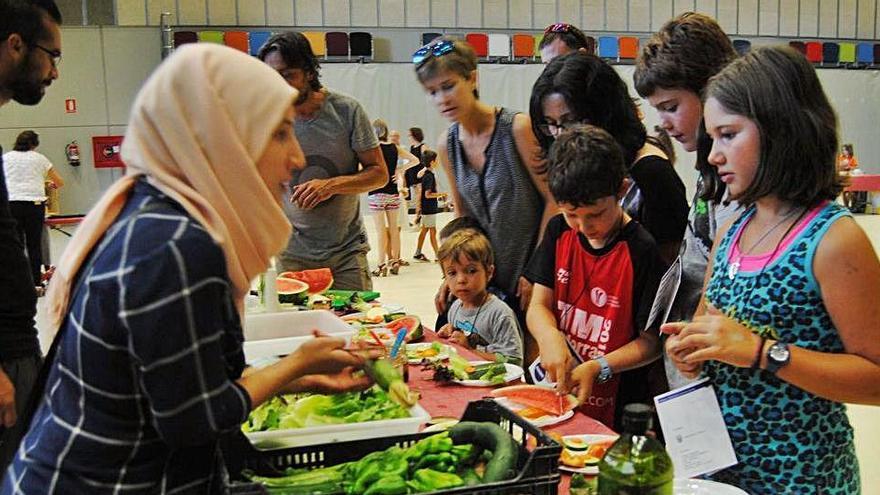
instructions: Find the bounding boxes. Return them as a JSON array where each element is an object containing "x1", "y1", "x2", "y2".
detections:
[
  {"x1": 413, "y1": 331, "x2": 615, "y2": 494},
  {"x1": 846, "y1": 174, "x2": 880, "y2": 191}
]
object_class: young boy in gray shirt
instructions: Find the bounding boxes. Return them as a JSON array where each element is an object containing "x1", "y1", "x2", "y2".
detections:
[{"x1": 436, "y1": 229, "x2": 523, "y2": 366}]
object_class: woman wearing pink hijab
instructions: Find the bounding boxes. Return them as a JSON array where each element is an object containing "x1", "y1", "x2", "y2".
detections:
[{"x1": 3, "y1": 44, "x2": 373, "y2": 494}]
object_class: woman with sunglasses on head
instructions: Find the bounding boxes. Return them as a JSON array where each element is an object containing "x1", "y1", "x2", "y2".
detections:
[
  {"x1": 530, "y1": 52, "x2": 689, "y2": 266},
  {"x1": 414, "y1": 37, "x2": 556, "y2": 365}
]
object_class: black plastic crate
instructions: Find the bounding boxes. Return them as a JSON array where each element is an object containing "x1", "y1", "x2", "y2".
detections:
[{"x1": 225, "y1": 399, "x2": 562, "y2": 494}]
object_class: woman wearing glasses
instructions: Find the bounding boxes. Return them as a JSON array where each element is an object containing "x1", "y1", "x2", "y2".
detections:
[
  {"x1": 530, "y1": 52, "x2": 689, "y2": 266},
  {"x1": 413, "y1": 37, "x2": 555, "y2": 365}
]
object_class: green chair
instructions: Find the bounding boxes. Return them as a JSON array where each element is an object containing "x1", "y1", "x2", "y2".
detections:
[
  {"x1": 839, "y1": 43, "x2": 856, "y2": 65},
  {"x1": 197, "y1": 30, "x2": 224, "y2": 44}
]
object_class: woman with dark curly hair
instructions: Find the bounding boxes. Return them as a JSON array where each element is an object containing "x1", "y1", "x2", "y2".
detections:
[{"x1": 530, "y1": 52, "x2": 688, "y2": 265}]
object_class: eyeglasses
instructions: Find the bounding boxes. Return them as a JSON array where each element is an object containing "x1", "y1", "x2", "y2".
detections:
[
  {"x1": 32, "y1": 44, "x2": 62, "y2": 67},
  {"x1": 537, "y1": 119, "x2": 585, "y2": 137},
  {"x1": 544, "y1": 23, "x2": 574, "y2": 34},
  {"x1": 412, "y1": 39, "x2": 455, "y2": 65}
]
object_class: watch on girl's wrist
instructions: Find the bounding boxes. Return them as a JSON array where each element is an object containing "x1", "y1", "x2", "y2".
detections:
[{"x1": 765, "y1": 341, "x2": 791, "y2": 374}]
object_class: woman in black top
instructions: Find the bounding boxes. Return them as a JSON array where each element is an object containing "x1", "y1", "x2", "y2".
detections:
[
  {"x1": 530, "y1": 52, "x2": 688, "y2": 265},
  {"x1": 369, "y1": 119, "x2": 418, "y2": 275}
]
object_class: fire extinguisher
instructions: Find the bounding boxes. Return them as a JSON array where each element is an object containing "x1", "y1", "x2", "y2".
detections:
[{"x1": 65, "y1": 141, "x2": 80, "y2": 167}]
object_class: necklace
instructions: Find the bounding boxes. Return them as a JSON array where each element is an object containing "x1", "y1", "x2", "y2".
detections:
[
  {"x1": 727, "y1": 207, "x2": 805, "y2": 280},
  {"x1": 453, "y1": 292, "x2": 490, "y2": 336}
]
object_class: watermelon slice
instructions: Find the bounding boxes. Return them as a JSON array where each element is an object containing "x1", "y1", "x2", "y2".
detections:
[
  {"x1": 385, "y1": 315, "x2": 423, "y2": 342},
  {"x1": 277, "y1": 268, "x2": 333, "y2": 294},
  {"x1": 491, "y1": 384, "x2": 578, "y2": 417},
  {"x1": 275, "y1": 278, "x2": 309, "y2": 304}
]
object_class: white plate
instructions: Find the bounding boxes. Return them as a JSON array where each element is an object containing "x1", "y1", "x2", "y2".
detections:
[
  {"x1": 405, "y1": 342, "x2": 452, "y2": 364},
  {"x1": 557, "y1": 434, "x2": 619, "y2": 475},
  {"x1": 492, "y1": 396, "x2": 575, "y2": 427},
  {"x1": 673, "y1": 478, "x2": 748, "y2": 495},
  {"x1": 452, "y1": 362, "x2": 524, "y2": 387}
]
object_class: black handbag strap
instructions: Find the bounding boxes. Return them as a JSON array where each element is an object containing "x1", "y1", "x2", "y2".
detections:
[{"x1": 19, "y1": 200, "x2": 167, "y2": 434}]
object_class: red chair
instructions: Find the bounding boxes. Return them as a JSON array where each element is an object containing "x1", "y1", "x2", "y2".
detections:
[
  {"x1": 618, "y1": 37, "x2": 638, "y2": 60},
  {"x1": 223, "y1": 31, "x2": 249, "y2": 53},
  {"x1": 465, "y1": 33, "x2": 489, "y2": 58},
  {"x1": 805, "y1": 42, "x2": 822, "y2": 63},
  {"x1": 325, "y1": 31, "x2": 349, "y2": 58},
  {"x1": 512, "y1": 34, "x2": 534, "y2": 59}
]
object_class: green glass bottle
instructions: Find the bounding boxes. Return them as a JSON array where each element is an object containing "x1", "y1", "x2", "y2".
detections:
[{"x1": 598, "y1": 403, "x2": 674, "y2": 495}]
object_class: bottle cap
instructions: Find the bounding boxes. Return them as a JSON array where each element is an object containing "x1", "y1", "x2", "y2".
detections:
[{"x1": 621, "y1": 403, "x2": 654, "y2": 434}]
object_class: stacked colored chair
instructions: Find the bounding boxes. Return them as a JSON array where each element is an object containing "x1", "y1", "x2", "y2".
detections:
[
  {"x1": 422, "y1": 32, "x2": 442, "y2": 46},
  {"x1": 598, "y1": 36, "x2": 618, "y2": 60},
  {"x1": 350, "y1": 32, "x2": 373, "y2": 60},
  {"x1": 325, "y1": 32, "x2": 349, "y2": 58},
  {"x1": 789, "y1": 41, "x2": 807, "y2": 55},
  {"x1": 856, "y1": 43, "x2": 873, "y2": 66},
  {"x1": 173, "y1": 31, "x2": 198, "y2": 48},
  {"x1": 303, "y1": 31, "x2": 326, "y2": 57},
  {"x1": 805, "y1": 42, "x2": 822, "y2": 63},
  {"x1": 223, "y1": 31, "x2": 249, "y2": 53},
  {"x1": 618, "y1": 37, "x2": 638, "y2": 60},
  {"x1": 512, "y1": 34, "x2": 535, "y2": 60},
  {"x1": 465, "y1": 33, "x2": 489, "y2": 58},
  {"x1": 733, "y1": 39, "x2": 751, "y2": 56},
  {"x1": 487, "y1": 33, "x2": 510, "y2": 60},
  {"x1": 838, "y1": 43, "x2": 855, "y2": 66},
  {"x1": 197, "y1": 31, "x2": 224, "y2": 44},
  {"x1": 875, "y1": 44, "x2": 880, "y2": 66},
  {"x1": 248, "y1": 31, "x2": 271, "y2": 55},
  {"x1": 822, "y1": 42, "x2": 839, "y2": 65}
]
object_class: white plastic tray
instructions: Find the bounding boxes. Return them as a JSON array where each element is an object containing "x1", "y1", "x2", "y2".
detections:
[
  {"x1": 242, "y1": 310, "x2": 354, "y2": 363},
  {"x1": 244, "y1": 402, "x2": 431, "y2": 450}
]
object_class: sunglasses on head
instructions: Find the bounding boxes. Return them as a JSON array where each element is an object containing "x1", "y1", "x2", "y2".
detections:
[
  {"x1": 544, "y1": 23, "x2": 573, "y2": 34},
  {"x1": 412, "y1": 39, "x2": 455, "y2": 65}
]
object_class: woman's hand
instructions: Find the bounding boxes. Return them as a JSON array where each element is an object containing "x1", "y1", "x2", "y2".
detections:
[
  {"x1": 662, "y1": 306, "x2": 762, "y2": 371},
  {"x1": 570, "y1": 360, "x2": 600, "y2": 405},
  {"x1": 434, "y1": 281, "x2": 451, "y2": 314},
  {"x1": 662, "y1": 331, "x2": 703, "y2": 379},
  {"x1": 287, "y1": 336, "x2": 365, "y2": 377},
  {"x1": 516, "y1": 277, "x2": 533, "y2": 312},
  {"x1": 538, "y1": 332, "x2": 573, "y2": 392},
  {"x1": 283, "y1": 367, "x2": 373, "y2": 395}
]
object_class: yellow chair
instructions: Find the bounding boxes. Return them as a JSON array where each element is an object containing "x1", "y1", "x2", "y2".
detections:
[{"x1": 302, "y1": 31, "x2": 326, "y2": 57}]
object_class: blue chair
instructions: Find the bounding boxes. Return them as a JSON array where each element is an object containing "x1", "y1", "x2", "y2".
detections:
[
  {"x1": 249, "y1": 31, "x2": 271, "y2": 56},
  {"x1": 732, "y1": 39, "x2": 751, "y2": 56},
  {"x1": 598, "y1": 36, "x2": 618, "y2": 60},
  {"x1": 856, "y1": 43, "x2": 873, "y2": 65}
]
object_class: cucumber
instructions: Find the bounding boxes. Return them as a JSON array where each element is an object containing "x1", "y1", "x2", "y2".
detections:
[{"x1": 447, "y1": 422, "x2": 518, "y2": 483}]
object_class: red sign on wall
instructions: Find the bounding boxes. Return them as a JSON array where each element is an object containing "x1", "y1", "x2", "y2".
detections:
[
  {"x1": 92, "y1": 136, "x2": 125, "y2": 168},
  {"x1": 64, "y1": 98, "x2": 76, "y2": 113}
]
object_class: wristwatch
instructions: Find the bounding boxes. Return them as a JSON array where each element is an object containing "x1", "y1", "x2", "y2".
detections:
[
  {"x1": 594, "y1": 356, "x2": 613, "y2": 384},
  {"x1": 765, "y1": 341, "x2": 791, "y2": 374}
]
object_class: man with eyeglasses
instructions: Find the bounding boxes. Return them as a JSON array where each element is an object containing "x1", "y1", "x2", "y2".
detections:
[
  {"x1": 0, "y1": 0, "x2": 62, "y2": 472},
  {"x1": 257, "y1": 32, "x2": 387, "y2": 290},
  {"x1": 540, "y1": 23, "x2": 595, "y2": 63}
]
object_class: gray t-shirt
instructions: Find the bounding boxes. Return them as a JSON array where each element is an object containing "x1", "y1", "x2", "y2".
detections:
[
  {"x1": 447, "y1": 294, "x2": 523, "y2": 365},
  {"x1": 281, "y1": 91, "x2": 379, "y2": 262}
]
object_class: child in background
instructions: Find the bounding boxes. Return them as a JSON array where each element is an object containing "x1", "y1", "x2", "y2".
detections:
[
  {"x1": 525, "y1": 125, "x2": 665, "y2": 430},
  {"x1": 413, "y1": 150, "x2": 445, "y2": 262},
  {"x1": 437, "y1": 229, "x2": 524, "y2": 366},
  {"x1": 664, "y1": 46, "x2": 880, "y2": 493},
  {"x1": 838, "y1": 143, "x2": 864, "y2": 211}
]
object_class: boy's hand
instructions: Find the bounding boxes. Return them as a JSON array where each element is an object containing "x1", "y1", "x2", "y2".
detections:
[
  {"x1": 450, "y1": 330, "x2": 469, "y2": 348},
  {"x1": 570, "y1": 360, "x2": 600, "y2": 405},
  {"x1": 539, "y1": 332, "x2": 572, "y2": 392},
  {"x1": 437, "y1": 323, "x2": 453, "y2": 338}
]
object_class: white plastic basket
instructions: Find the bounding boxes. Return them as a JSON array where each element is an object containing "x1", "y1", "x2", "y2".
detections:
[
  {"x1": 244, "y1": 402, "x2": 431, "y2": 450},
  {"x1": 242, "y1": 310, "x2": 354, "y2": 363}
]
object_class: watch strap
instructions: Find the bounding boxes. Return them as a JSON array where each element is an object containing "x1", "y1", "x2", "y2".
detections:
[{"x1": 594, "y1": 356, "x2": 612, "y2": 383}]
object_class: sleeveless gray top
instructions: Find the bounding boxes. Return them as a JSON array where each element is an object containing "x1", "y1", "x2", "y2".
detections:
[{"x1": 447, "y1": 108, "x2": 544, "y2": 296}]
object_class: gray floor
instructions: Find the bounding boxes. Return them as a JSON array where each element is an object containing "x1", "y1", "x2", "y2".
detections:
[{"x1": 39, "y1": 210, "x2": 879, "y2": 490}]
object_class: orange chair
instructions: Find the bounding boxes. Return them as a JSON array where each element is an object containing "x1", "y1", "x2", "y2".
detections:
[
  {"x1": 223, "y1": 31, "x2": 249, "y2": 53},
  {"x1": 618, "y1": 36, "x2": 638, "y2": 60},
  {"x1": 302, "y1": 31, "x2": 326, "y2": 57},
  {"x1": 512, "y1": 34, "x2": 534, "y2": 59},
  {"x1": 465, "y1": 33, "x2": 489, "y2": 58}
]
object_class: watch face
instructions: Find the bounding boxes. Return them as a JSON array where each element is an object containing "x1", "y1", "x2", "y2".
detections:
[{"x1": 769, "y1": 343, "x2": 790, "y2": 363}]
